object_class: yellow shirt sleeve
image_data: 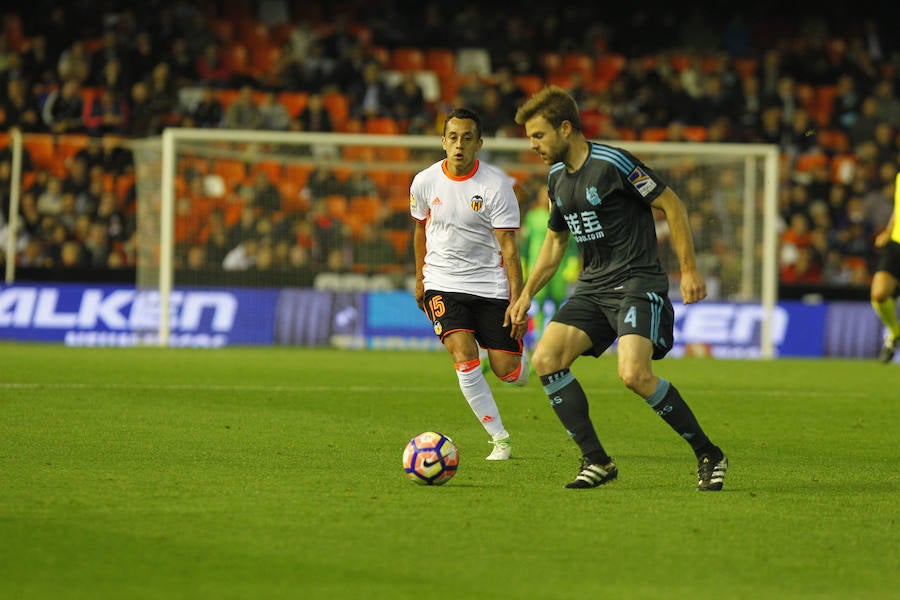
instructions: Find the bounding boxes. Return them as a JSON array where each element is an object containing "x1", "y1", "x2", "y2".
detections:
[{"x1": 893, "y1": 172, "x2": 900, "y2": 243}]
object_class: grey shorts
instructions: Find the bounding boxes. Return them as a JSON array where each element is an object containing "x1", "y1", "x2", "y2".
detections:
[{"x1": 552, "y1": 290, "x2": 675, "y2": 359}]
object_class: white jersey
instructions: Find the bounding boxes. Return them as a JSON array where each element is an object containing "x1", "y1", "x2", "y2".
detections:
[{"x1": 410, "y1": 159, "x2": 520, "y2": 300}]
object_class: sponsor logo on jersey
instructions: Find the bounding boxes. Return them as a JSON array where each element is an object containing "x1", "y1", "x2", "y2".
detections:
[
  {"x1": 586, "y1": 186, "x2": 601, "y2": 206},
  {"x1": 628, "y1": 166, "x2": 657, "y2": 197},
  {"x1": 431, "y1": 196, "x2": 442, "y2": 206},
  {"x1": 470, "y1": 195, "x2": 484, "y2": 211}
]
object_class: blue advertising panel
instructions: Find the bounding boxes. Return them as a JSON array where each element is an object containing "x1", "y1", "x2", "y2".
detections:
[
  {"x1": 0, "y1": 283, "x2": 280, "y2": 347},
  {"x1": 672, "y1": 300, "x2": 828, "y2": 358},
  {"x1": 362, "y1": 292, "x2": 832, "y2": 357}
]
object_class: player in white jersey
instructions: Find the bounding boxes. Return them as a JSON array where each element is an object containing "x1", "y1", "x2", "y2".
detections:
[{"x1": 410, "y1": 108, "x2": 529, "y2": 461}]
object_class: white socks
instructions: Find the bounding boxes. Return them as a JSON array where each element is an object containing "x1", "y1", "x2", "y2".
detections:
[{"x1": 456, "y1": 359, "x2": 506, "y2": 439}]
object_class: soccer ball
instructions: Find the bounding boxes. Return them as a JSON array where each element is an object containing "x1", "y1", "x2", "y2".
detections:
[{"x1": 402, "y1": 431, "x2": 459, "y2": 485}]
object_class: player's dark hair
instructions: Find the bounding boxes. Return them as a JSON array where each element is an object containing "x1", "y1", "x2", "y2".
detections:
[
  {"x1": 443, "y1": 108, "x2": 483, "y2": 139},
  {"x1": 514, "y1": 85, "x2": 582, "y2": 132}
]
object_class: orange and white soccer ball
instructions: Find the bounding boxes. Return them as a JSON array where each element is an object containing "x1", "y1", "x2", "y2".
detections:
[{"x1": 402, "y1": 431, "x2": 459, "y2": 485}]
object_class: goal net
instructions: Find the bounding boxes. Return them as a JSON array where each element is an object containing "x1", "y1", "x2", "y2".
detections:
[{"x1": 132, "y1": 129, "x2": 778, "y2": 354}]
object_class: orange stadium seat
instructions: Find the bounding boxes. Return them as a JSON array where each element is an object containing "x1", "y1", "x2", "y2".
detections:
[
  {"x1": 209, "y1": 18, "x2": 235, "y2": 44},
  {"x1": 283, "y1": 164, "x2": 312, "y2": 189},
  {"x1": 392, "y1": 47, "x2": 425, "y2": 71},
  {"x1": 277, "y1": 179, "x2": 305, "y2": 213},
  {"x1": 366, "y1": 169, "x2": 392, "y2": 194},
  {"x1": 322, "y1": 92, "x2": 349, "y2": 131},
  {"x1": 816, "y1": 128, "x2": 849, "y2": 153},
  {"x1": 732, "y1": 57, "x2": 758, "y2": 80},
  {"x1": 222, "y1": 43, "x2": 251, "y2": 75},
  {"x1": 23, "y1": 134, "x2": 57, "y2": 172},
  {"x1": 365, "y1": 117, "x2": 400, "y2": 135},
  {"x1": 794, "y1": 153, "x2": 829, "y2": 173},
  {"x1": 640, "y1": 127, "x2": 668, "y2": 142},
  {"x1": 538, "y1": 51, "x2": 563, "y2": 78},
  {"x1": 240, "y1": 20, "x2": 269, "y2": 48},
  {"x1": 514, "y1": 74, "x2": 544, "y2": 97},
  {"x1": 385, "y1": 230, "x2": 411, "y2": 258},
  {"x1": 561, "y1": 52, "x2": 593, "y2": 79},
  {"x1": 325, "y1": 194, "x2": 348, "y2": 220},
  {"x1": 377, "y1": 146, "x2": 409, "y2": 161},
  {"x1": 278, "y1": 91, "x2": 308, "y2": 118},
  {"x1": 349, "y1": 195, "x2": 383, "y2": 223},
  {"x1": 426, "y1": 48, "x2": 456, "y2": 79},
  {"x1": 252, "y1": 44, "x2": 281, "y2": 77},
  {"x1": 367, "y1": 45, "x2": 391, "y2": 67},
  {"x1": 682, "y1": 126, "x2": 708, "y2": 142},
  {"x1": 252, "y1": 160, "x2": 282, "y2": 181},
  {"x1": 595, "y1": 54, "x2": 626, "y2": 87},
  {"x1": 213, "y1": 159, "x2": 247, "y2": 189},
  {"x1": 813, "y1": 85, "x2": 839, "y2": 128}
]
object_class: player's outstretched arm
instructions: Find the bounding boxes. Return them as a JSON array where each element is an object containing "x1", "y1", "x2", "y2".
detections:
[
  {"x1": 652, "y1": 187, "x2": 707, "y2": 304},
  {"x1": 413, "y1": 220, "x2": 427, "y2": 311},
  {"x1": 508, "y1": 229, "x2": 570, "y2": 338}
]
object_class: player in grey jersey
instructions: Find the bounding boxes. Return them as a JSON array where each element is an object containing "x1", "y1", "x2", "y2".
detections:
[{"x1": 507, "y1": 86, "x2": 728, "y2": 491}]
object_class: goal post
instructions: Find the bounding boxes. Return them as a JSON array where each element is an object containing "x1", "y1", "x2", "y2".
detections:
[{"x1": 139, "y1": 128, "x2": 779, "y2": 355}]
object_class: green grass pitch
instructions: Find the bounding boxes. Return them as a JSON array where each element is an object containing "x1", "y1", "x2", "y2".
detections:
[{"x1": 0, "y1": 343, "x2": 897, "y2": 599}]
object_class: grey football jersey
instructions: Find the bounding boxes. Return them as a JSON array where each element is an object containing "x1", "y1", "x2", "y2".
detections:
[{"x1": 547, "y1": 141, "x2": 669, "y2": 293}]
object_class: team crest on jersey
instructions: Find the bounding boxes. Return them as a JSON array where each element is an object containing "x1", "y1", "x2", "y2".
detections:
[
  {"x1": 586, "y1": 186, "x2": 601, "y2": 206},
  {"x1": 433, "y1": 320, "x2": 443, "y2": 335},
  {"x1": 470, "y1": 195, "x2": 484, "y2": 211},
  {"x1": 628, "y1": 166, "x2": 657, "y2": 197}
]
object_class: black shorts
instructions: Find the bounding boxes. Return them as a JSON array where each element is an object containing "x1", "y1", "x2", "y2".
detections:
[
  {"x1": 552, "y1": 289, "x2": 675, "y2": 360},
  {"x1": 875, "y1": 240, "x2": 900, "y2": 279},
  {"x1": 423, "y1": 290, "x2": 522, "y2": 353}
]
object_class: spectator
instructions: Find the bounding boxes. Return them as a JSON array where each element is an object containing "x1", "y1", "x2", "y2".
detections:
[
  {"x1": 41, "y1": 78, "x2": 85, "y2": 134},
  {"x1": 831, "y1": 73, "x2": 863, "y2": 130},
  {"x1": 36, "y1": 175, "x2": 64, "y2": 216},
  {"x1": 872, "y1": 78, "x2": 900, "y2": 127},
  {"x1": 848, "y1": 95, "x2": 881, "y2": 148},
  {"x1": 348, "y1": 60, "x2": 392, "y2": 121},
  {"x1": 83, "y1": 219, "x2": 110, "y2": 268},
  {"x1": 83, "y1": 87, "x2": 129, "y2": 136},
  {"x1": 94, "y1": 56, "x2": 131, "y2": 98},
  {"x1": 125, "y1": 80, "x2": 160, "y2": 137},
  {"x1": 145, "y1": 62, "x2": 179, "y2": 121},
  {"x1": 21, "y1": 35, "x2": 56, "y2": 92},
  {"x1": 455, "y1": 68, "x2": 489, "y2": 110},
  {"x1": 99, "y1": 135, "x2": 134, "y2": 176},
  {"x1": 56, "y1": 40, "x2": 90, "y2": 84},
  {"x1": 390, "y1": 71, "x2": 428, "y2": 127},
  {"x1": 352, "y1": 222, "x2": 399, "y2": 273},
  {"x1": 127, "y1": 31, "x2": 157, "y2": 86},
  {"x1": 165, "y1": 37, "x2": 198, "y2": 87},
  {"x1": 1, "y1": 79, "x2": 44, "y2": 132},
  {"x1": 183, "y1": 85, "x2": 223, "y2": 128},
  {"x1": 765, "y1": 75, "x2": 801, "y2": 128},
  {"x1": 223, "y1": 85, "x2": 263, "y2": 130},
  {"x1": 196, "y1": 42, "x2": 232, "y2": 88},
  {"x1": 239, "y1": 169, "x2": 282, "y2": 213},
  {"x1": 94, "y1": 190, "x2": 128, "y2": 245},
  {"x1": 258, "y1": 91, "x2": 291, "y2": 131},
  {"x1": 345, "y1": 170, "x2": 379, "y2": 200},
  {"x1": 88, "y1": 29, "x2": 127, "y2": 87},
  {"x1": 295, "y1": 92, "x2": 333, "y2": 132},
  {"x1": 493, "y1": 66, "x2": 526, "y2": 115}
]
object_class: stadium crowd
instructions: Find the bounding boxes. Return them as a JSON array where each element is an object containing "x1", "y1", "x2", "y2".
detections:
[{"x1": 0, "y1": 2, "x2": 898, "y2": 295}]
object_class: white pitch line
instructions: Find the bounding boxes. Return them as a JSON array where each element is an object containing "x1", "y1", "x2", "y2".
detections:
[
  {"x1": 0, "y1": 382, "x2": 870, "y2": 398},
  {"x1": 0, "y1": 382, "x2": 457, "y2": 393}
]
